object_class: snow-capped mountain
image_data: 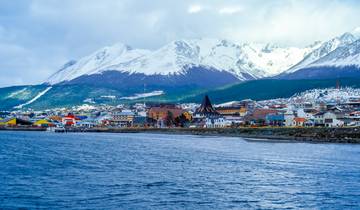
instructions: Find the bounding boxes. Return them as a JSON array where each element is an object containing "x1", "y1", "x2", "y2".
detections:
[
  {"x1": 47, "y1": 43, "x2": 151, "y2": 84},
  {"x1": 277, "y1": 29, "x2": 360, "y2": 80},
  {"x1": 284, "y1": 32, "x2": 357, "y2": 74},
  {"x1": 308, "y1": 39, "x2": 360, "y2": 67},
  {"x1": 46, "y1": 27, "x2": 360, "y2": 88},
  {"x1": 46, "y1": 38, "x2": 314, "y2": 85}
]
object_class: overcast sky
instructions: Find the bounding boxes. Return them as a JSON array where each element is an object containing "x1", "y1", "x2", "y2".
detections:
[{"x1": 0, "y1": 0, "x2": 360, "y2": 87}]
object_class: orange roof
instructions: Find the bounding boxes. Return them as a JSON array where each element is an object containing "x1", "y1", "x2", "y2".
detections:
[{"x1": 294, "y1": 117, "x2": 306, "y2": 123}]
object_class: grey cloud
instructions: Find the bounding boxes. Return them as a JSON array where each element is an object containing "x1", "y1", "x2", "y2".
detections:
[{"x1": 0, "y1": 0, "x2": 359, "y2": 87}]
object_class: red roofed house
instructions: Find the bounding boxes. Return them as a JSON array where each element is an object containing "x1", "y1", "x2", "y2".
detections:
[
  {"x1": 62, "y1": 113, "x2": 80, "y2": 126},
  {"x1": 292, "y1": 117, "x2": 306, "y2": 127}
]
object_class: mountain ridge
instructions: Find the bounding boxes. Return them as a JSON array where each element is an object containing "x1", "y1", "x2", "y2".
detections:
[{"x1": 46, "y1": 38, "x2": 320, "y2": 85}]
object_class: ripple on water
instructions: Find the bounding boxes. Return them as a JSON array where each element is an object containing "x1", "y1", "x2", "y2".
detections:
[{"x1": 0, "y1": 131, "x2": 360, "y2": 209}]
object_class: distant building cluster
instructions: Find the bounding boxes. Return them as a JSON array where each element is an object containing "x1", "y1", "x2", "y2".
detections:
[{"x1": 1, "y1": 92, "x2": 360, "y2": 130}]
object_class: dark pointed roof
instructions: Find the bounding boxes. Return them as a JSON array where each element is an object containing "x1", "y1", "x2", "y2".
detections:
[{"x1": 196, "y1": 95, "x2": 219, "y2": 115}]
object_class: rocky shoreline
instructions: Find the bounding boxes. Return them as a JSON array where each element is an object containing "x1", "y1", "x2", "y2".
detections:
[
  {"x1": 1, "y1": 127, "x2": 360, "y2": 143},
  {"x1": 87, "y1": 127, "x2": 360, "y2": 144}
]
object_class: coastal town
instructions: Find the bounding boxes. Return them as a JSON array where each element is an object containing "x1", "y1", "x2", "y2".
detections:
[{"x1": 1, "y1": 87, "x2": 360, "y2": 131}]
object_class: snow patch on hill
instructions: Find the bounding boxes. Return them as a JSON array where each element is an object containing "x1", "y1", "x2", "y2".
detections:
[
  {"x1": 14, "y1": 87, "x2": 52, "y2": 109},
  {"x1": 120, "y1": 90, "x2": 164, "y2": 100}
]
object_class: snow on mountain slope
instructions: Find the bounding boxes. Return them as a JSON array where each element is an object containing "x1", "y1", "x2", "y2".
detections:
[
  {"x1": 284, "y1": 33, "x2": 357, "y2": 74},
  {"x1": 14, "y1": 86, "x2": 52, "y2": 109},
  {"x1": 308, "y1": 39, "x2": 360, "y2": 68},
  {"x1": 237, "y1": 43, "x2": 317, "y2": 76},
  {"x1": 108, "y1": 39, "x2": 201, "y2": 75},
  {"x1": 46, "y1": 38, "x2": 313, "y2": 84},
  {"x1": 47, "y1": 43, "x2": 150, "y2": 84}
]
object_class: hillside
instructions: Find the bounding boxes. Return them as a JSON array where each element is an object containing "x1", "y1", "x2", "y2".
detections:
[{"x1": 181, "y1": 78, "x2": 360, "y2": 104}]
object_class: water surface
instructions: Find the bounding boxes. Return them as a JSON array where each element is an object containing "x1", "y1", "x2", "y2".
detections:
[{"x1": 0, "y1": 131, "x2": 359, "y2": 209}]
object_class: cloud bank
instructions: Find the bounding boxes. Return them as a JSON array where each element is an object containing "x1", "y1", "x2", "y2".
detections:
[{"x1": 0, "y1": 0, "x2": 359, "y2": 87}]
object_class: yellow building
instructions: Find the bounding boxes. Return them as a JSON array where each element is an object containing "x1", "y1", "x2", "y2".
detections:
[
  {"x1": 0, "y1": 118, "x2": 17, "y2": 126},
  {"x1": 216, "y1": 107, "x2": 247, "y2": 117},
  {"x1": 34, "y1": 119, "x2": 54, "y2": 127}
]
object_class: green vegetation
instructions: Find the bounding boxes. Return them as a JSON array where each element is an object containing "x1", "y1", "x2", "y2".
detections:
[
  {"x1": 2, "y1": 78, "x2": 360, "y2": 110},
  {"x1": 179, "y1": 78, "x2": 360, "y2": 104},
  {"x1": 0, "y1": 85, "x2": 48, "y2": 110}
]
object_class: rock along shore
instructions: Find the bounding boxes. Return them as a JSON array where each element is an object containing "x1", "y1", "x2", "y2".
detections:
[
  {"x1": 87, "y1": 127, "x2": 360, "y2": 144},
  {"x1": 1, "y1": 127, "x2": 360, "y2": 143}
]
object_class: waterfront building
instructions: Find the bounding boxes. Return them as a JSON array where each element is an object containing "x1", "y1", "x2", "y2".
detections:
[
  {"x1": 284, "y1": 109, "x2": 295, "y2": 127},
  {"x1": 205, "y1": 116, "x2": 229, "y2": 128},
  {"x1": 33, "y1": 119, "x2": 55, "y2": 127},
  {"x1": 0, "y1": 118, "x2": 33, "y2": 126},
  {"x1": 192, "y1": 95, "x2": 221, "y2": 128},
  {"x1": 292, "y1": 117, "x2": 306, "y2": 127},
  {"x1": 246, "y1": 108, "x2": 279, "y2": 126},
  {"x1": 266, "y1": 113, "x2": 285, "y2": 126},
  {"x1": 111, "y1": 110, "x2": 135, "y2": 127},
  {"x1": 148, "y1": 105, "x2": 184, "y2": 127},
  {"x1": 323, "y1": 112, "x2": 344, "y2": 127},
  {"x1": 62, "y1": 113, "x2": 78, "y2": 126}
]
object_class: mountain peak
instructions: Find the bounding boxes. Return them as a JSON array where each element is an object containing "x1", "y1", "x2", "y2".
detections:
[
  {"x1": 338, "y1": 32, "x2": 356, "y2": 43},
  {"x1": 352, "y1": 27, "x2": 360, "y2": 39}
]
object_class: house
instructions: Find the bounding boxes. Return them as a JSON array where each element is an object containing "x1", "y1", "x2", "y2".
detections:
[
  {"x1": 33, "y1": 119, "x2": 55, "y2": 127},
  {"x1": 246, "y1": 109, "x2": 278, "y2": 125},
  {"x1": 62, "y1": 113, "x2": 78, "y2": 126},
  {"x1": 49, "y1": 115, "x2": 62, "y2": 122},
  {"x1": 284, "y1": 109, "x2": 295, "y2": 127},
  {"x1": 0, "y1": 118, "x2": 33, "y2": 127},
  {"x1": 314, "y1": 112, "x2": 325, "y2": 126},
  {"x1": 205, "y1": 116, "x2": 229, "y2": 128},
  {"x1": 148, "y1": 106, "x2": 184, "y2": 121},
  {"x1": 133, "y1": 116, "x2": 148, "y2": 127},
  {"x1": 266, "y1": 113, "x2": 285, "y2": 126},
  {"x1": 323, "y1": 112, "x2": 344, "y2": 127},
  {"x1": 314, "y1": 111, "x2": 344, "y2": 127},
  {"x1": 293, "y1": 117, "x2": 306, "y2": 127},
  {"x1": 76, "y1": 121, "x2": 97, "y2": 128},
  {"x1": 296, "y1": 109, "x2": 314, "y2": 120},
  {"x1": 223, "y1": 116, "x2": 244, "y2": 126},
  {"x1": 346, "y1": 111, "x2": 360, "y2": 124},
  {"x1": 148, "y1": 105, "x2": 184, "y2": 127},
  {"x1": 111, "y1": 110, "x2": 135, "y2": 127},
  {"x1": 216, "y1": 106, "x2": 247, "y2": 117}
]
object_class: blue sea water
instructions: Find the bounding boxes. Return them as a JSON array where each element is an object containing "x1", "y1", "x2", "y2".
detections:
[{"x1": 0, "y1": 131, "x2": 359, "y2": 209}]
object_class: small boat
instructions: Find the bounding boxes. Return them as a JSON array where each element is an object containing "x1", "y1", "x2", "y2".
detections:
[{"x1": 46, "y1": 127, "x2": 66, "y2": 133}]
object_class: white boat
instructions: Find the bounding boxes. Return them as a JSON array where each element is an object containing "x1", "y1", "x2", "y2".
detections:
[{"x1": 46, "y1": 127, "x2": 66, "y2": 133}]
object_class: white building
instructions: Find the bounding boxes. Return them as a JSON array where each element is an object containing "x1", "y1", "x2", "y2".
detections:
[
  {"x1": 323, "y1": 112, "x2": 344, "y2": 127},
  {"x1": 284, "y1": 109, "x2": 295, "y2": 127},
  {"x1": 205, "y1": 116, "x2": 230, "y2": 128}
]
